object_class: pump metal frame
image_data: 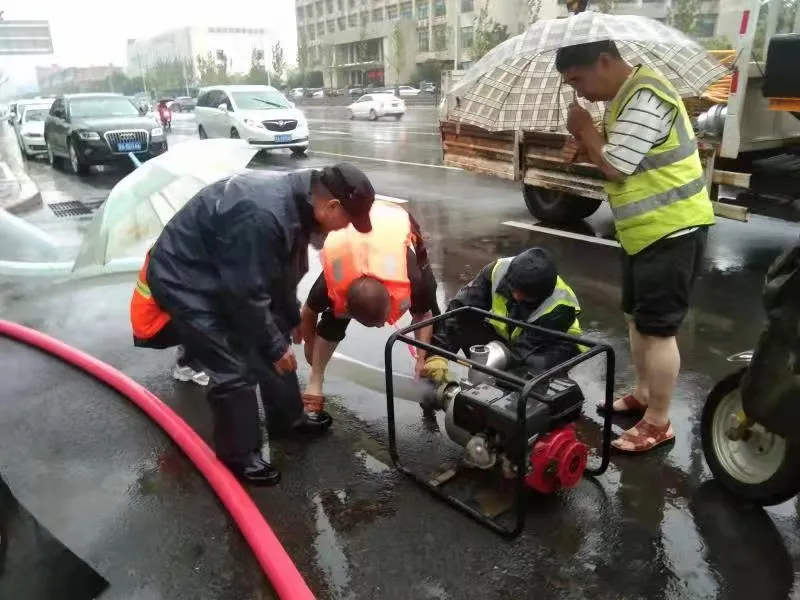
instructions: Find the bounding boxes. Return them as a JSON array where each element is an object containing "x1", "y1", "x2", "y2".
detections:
[{"x1": 385, "y1": 305, "x2": 615, "y2": 538}]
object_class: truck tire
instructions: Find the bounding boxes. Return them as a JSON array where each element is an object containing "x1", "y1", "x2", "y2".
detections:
[{"x1": 522, "y1": 184, "x2": 602, "y2": 224}]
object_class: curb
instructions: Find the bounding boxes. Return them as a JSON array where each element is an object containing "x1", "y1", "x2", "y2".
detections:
[{"x1": 1, "y1": 160, "x2": 43, "y2": 216}]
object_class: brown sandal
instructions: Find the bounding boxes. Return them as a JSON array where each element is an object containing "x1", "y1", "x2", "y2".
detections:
[
  {"x1": 611, "y1": 419, "x2": 675, "y2": 453},
  {"x1": 596, "y1": 392, "x2": 647, "y2": 415},
  {"x1": 303, "y1": 393, "x2": 325, "y2": 413}
]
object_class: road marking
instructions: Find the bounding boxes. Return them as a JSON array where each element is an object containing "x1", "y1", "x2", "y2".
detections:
[
  {"x1": 309, "y1": 119, "x2": 439, "y2": 134},
  {"x1": 309, "y1": 150, "x2": 461, "y2": 170},
  {"x1": 503, "y1": 220, "x2": 621, "y2": 247}
]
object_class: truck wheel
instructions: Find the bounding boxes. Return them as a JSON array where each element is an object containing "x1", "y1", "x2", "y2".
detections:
[
  {"x1": 700, "y1": 368, "x2": 800, "y2": 506},
  {"x1": 522, "y1": 184, "x2": 601, "y2": 224}
]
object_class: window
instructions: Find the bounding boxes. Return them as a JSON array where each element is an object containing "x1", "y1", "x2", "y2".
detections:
[
  {"x1": 327, "y1": 19, "x2": 336, "y2": 32},
  {"x1": 338, "y1": 17, "x2": 346, "y2": 29},
  {"x1": 359, "y1": 95, "x2": 373, "y2": 102},
  {"x1": 297, "y1": 7, "x2": 305, "y2": 21},
  {"x1": 326, "y1": 0, "x2": 334, "y2": 11},
  {"x1": 460, "y1": 0, "x2": 474, "y2": 11},
  {"x1": 695, "y1": 14, "x2": 717, "y2": 37},
  {"x1": 433, "y1": 0, "x2": 446, "y2": 17},
  {"x1": 417, "y1": 27, "x2": 430, "y2": 51},
  {"x1": 460, "y1": 25, "x2": 473, "y2": 47},
  {"x1": 315, "y1": 1, "x2": 323, "y2": 16},
  {"x1": 308, "y1": 25, "x2": 316, "y2": 40},
  {"x1": 230, "y1": 89, "x2": 291, "y2": 110},
  {"x1": 387, "y1": 5, "x2": 398, "y2": 18},
  {"x1": 306, "y1": 5, "x2": 314, "y2": 17},
  {"x1": 373, "y1": 7, "x2": 384, "y2": 20},
  {"x1": 348, "y1": 13, "x2": 358, "y2": 26},
  {"x1": 433, "y1": 24, "x2": 447, "y2": 50},
  {"x1": 317, "y1": 22, "x2": 325, "y2": 35},
  {"x1": 349, "y1": 0, "x2": 356, "y2": 7},
  {"x1": 361, "y1": 11, "x2": 369, "y2": 25},
  {"x1": 417, "y1": 0, "x2": 429, "y2": 18},
  {"x1": 69, "y1": 96, "x2": 140, "y2": 119},
  {"x1": 400, "y1": 1, "x2": 413, "y2": 18}
]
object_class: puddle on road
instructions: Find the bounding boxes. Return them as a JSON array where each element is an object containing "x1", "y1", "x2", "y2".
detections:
[
  {"x1": 0, "y1": 474, "x2": 109, "y2": 599},
  {"x1": 312, "y1": 492, "x2": 357, "y2": 600}
]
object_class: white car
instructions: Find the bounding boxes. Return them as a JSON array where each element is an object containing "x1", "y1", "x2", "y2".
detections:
[
  {"x1": 194, "y1": 85, "x2": 310, "y2": 156},
  {"x1": 394, "y1": 85, "x2": 420, "y2": 97},
  {"x1": 348, "y1": 93, "x2": 406, "y2": 121},
  {"x1": 14, "y1": 100, "x2": 54, "y2": 159}
]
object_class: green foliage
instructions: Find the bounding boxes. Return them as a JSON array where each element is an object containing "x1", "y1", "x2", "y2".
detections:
[
  {"x1": 413, "y1": 59, "x2": 445, "y2": 85},
  {"x1": 667, "y1": 0, "x2": 700, "y2": 35},
  {"x1": 472, "y1": 2, "x2": 509, "y2": 62},
  {"x1": 245, "y1": 47, "x2": 269, "y2": 84},
  {"x1": 272, "y1": 41, "x2": 286, "y2": 82},
  {"x1": 195, "y1": 51, "x2": 231, "y2": 86},
  {"x1": 389, "y1": 22, "x2": 406, "y2": 88},
  {"x1": 703, "y1": 37, "x2": 734, "y2": 50}
]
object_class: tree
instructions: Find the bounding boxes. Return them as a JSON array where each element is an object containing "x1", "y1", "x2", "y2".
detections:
[
  {"x1": 388, "y1": 23, "x2": 405, "y2": 90},
  {"x1": 472, "y1": 2, "x2": 510, "y2": 62},
  {"x1": 525, "y1": 0, "x2": 542, "y2": 24},
  {"x1": 703, "y1": 37, "x2": 734, "y2": 50},
  {"x1": 593, "y1": 0, "x2": 614, "y2": 13},
  {"x1": 272, "y1": 41, "x2": 286, "y2": 83},
  {"x1": 297, "y1": 32, "x2": 310, "y2": 87},
  {"x1": 196, "y1": 51, "x2": 230, "y2": 86},
  {"x1": 245, "y1": 47, "x2": 269, "y2": 84},
  {"x1": 667, "y1": 0, "x2": 701, "y2": 36}
]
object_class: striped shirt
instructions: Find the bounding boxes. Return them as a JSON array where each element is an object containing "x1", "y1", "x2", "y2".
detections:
[{"x1": 602, "y1": 88, "x2": 676, "y2": 176}]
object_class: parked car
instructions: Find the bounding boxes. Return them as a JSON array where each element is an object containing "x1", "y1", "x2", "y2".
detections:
[
  {"x1": 348, "y1": 87, "x2": 364, "y2": 97},
  {"x1": 194, "y1": 84, "x2": 309, "y2": 156},
  {"x1": 44, "y1": 93, "x2": 168, "y2": 176},
  {"x1": 348, "y1": 93, "x2": 406, "y2": 121},
  {"x1": 15, "y1": 100, "x2": 54, "y2": 159},
  {"x1": 170, "y1": 96, "x2": 197, "y2": 112},
  {"x1": 395, "y1": 85, "x2": 421, "y2": 97},
  {"x1": 289, "y1": 88, "x2": 305, "y2": 99}
]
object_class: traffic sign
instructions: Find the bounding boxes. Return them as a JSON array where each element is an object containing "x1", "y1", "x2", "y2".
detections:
[{"x1": 0, "y1": 20, "x2": 53, "y2": 55}]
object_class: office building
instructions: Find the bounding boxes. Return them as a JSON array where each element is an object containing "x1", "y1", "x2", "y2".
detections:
[
  {"x1": 36, "y1": 64, "x2": 123, "y2": 95},
  {"x1": 126, "y1": 26, "x2": 274, "y2": 81}
]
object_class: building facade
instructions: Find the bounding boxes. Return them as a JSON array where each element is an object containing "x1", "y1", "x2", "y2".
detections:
[
  {"x1": 126, "y1": 26, "x2": 274, "y2": 81},
  {"x1": 298, "y1": 0, "x2": 750, "y2": 90},
  {"x1": 36, "y1": 65, "x2": 122, "y2": 95}
]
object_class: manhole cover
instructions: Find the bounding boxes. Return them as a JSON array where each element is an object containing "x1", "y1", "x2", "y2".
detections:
[{"x1": 47, "y1": 201, "x2": 95, "y2": 218}]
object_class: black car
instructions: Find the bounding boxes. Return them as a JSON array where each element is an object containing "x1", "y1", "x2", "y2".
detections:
[{"x1": 44, "y1": 93, "x2": 168, "y2": 176}]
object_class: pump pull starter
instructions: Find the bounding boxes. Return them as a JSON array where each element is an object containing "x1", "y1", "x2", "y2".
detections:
[{"x1": 384, "y1": 306, "x2": 615, "y2": 538}]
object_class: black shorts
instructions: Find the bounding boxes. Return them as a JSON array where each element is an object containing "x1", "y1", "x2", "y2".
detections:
[{"x1": 621, "y1": 227, "x2": 708, "y2": 337}]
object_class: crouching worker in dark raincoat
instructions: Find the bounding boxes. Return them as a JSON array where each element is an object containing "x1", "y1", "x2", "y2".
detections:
[
  {"x1": 130, "y1": 164, "x2": 376, "y2": 486},
  {"x1": 298, "y1": 200, "x2": 441, "y2": 419},
  {"x1": 421, "y1": 247, "x2": 585, "y2": 382}
]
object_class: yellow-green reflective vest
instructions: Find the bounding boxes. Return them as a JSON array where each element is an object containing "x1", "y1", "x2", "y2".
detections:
[
  {"x1": 489, "y1": 257, "x2": 587, "y2": 352},
  {"x1": 604, "y1": 65, "x2": 715, "y2": 256}
]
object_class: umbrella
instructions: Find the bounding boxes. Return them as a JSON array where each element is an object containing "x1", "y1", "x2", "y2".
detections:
[
  {"x1": 72, "y1": 138, "x2": 260, "y2": 271},
  {"x1": 446, "y1": 12, "x2": 730, "y2": 133}
]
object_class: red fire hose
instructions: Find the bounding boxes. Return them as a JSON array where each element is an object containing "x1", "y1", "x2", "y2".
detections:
[{"x1": 0, "y1": 319, "x2": 315, "y2": 600}]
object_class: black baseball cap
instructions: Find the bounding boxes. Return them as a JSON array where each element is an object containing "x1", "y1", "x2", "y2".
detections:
[{"x1": 319, "y1": 163, "x2": 375, "y2": 233}]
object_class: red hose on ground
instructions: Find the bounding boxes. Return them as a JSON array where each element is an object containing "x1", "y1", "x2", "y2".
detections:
[{"x1": 0, "y1": 319, "x2": 315, "y2": 600}]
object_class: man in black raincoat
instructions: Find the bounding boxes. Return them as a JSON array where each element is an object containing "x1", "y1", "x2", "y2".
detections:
[
  {"x1": 421, "y1": 248, "x2": 583, "y2": 381},
  {"x1": 144, "y1": 164, "x2": 375, "y2": 486}
]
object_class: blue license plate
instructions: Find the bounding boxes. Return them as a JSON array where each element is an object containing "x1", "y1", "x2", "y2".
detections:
[
  {"x1": 275, "y1": 134, "x2": 290, "y2": 143},
  {"x1": 117, "y1": 141, "x2": 142, "y2": 152}
]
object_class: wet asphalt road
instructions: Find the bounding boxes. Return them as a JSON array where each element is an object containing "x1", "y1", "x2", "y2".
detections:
[{"x1": 2, "y1": 108, "x2": 800, "y2": 599}]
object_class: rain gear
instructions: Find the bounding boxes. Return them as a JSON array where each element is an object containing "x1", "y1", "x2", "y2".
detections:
[
  {"x1": 741, "y1": 237, "x2": 800, "y2": 440},
  {"x1": 433, "y1": 248, "x2": 581, "y2": 370},
  {"x1": 144, "y1": 169, "x2": 320, "y2": 460}
]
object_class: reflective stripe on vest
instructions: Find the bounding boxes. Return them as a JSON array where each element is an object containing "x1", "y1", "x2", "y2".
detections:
[
  {"x1": 489, "y1": 257, "x2": 586, "y2": 350},
  {"x1": 135, "y1": 278, "x2": 152, "y2": 299},
  {"x1": 604, "y1": 66, "x2": 715, "y2": 255}
]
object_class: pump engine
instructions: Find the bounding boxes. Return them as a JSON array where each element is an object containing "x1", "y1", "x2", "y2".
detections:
[{"x1": 419, "y1": 341, "x2": 589, "y2": 495}]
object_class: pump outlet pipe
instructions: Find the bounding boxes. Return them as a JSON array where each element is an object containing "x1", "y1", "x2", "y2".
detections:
[{"x1": 0, "y1": 319, "x2": 315, "y2": 600}]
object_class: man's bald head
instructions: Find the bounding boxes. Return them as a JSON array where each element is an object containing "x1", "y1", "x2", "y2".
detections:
[{"x1": 347, "y1": 276, "x2": 390, "y2": 327}]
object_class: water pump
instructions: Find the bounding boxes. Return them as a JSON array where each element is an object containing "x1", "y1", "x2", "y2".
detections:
[{"x1": 384, "y1": 306, "x2": 615, "y2": 537}]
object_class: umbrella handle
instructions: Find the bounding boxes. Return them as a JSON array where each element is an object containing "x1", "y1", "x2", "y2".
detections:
[{"x1": 128, "y1": 152, "x2": 143, "y2": 169}]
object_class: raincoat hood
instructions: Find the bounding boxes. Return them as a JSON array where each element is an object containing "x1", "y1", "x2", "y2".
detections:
[{"x1": 499, "y1": 247, "x2": 557, "y2": 308}]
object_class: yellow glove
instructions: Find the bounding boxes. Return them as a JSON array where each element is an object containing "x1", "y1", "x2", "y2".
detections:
[{"x1": 420, "y1": 355, "x2": 449, "y2": 384}]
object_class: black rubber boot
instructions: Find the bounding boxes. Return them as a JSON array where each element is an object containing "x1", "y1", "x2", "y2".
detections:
[{"x1": 224, "y1": 453, "x2": 281, "y2": 487}]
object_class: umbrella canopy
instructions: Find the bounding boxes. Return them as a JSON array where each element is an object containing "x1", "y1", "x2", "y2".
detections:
[
  {"x1": 72, "y1": 138, "x2": 261, "y2": 271},
  {"x1": 446, "y1": 12, "x2": 729, "y2": 133}
]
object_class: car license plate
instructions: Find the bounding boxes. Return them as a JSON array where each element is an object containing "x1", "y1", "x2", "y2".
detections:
[
  {"x1": 275, "y1": 134, "x2": 291, "y2": 143},
  {"x1": 118, "y1": 141, "x2": 142, "y2": 152}
]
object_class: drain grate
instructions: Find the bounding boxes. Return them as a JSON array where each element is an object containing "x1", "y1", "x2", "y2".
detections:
[{"x1": 47, "y1": 201, "x2": 95, "y2": 218}]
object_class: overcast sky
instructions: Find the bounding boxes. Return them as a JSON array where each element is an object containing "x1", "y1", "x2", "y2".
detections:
[{"x1": 2, "y1": 1, "x2": 298, "y2": 90}]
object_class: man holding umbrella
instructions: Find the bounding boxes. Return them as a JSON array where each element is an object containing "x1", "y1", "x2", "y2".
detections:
[
  {"x1": 556, "y1": 40, "x2": 715, "y2": 453},
  {"x1": 130, "y1": 164, "x2": 376, "y2": 485}
]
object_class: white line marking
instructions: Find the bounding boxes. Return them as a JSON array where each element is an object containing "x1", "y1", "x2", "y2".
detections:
[
  {"x1": 376, "y1": 194, "x2": 407, "y2": 204},
  {"x1": 309, "y1": 150, "x2": 461, "y2": 170},
  {"x1": 503, "y1": 220, "x2": 620, "y2": 247}
]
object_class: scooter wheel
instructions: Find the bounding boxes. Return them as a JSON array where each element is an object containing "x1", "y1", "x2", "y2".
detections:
[{"x1": 700, "y1": 368, "x2": 800, "y2": 506}]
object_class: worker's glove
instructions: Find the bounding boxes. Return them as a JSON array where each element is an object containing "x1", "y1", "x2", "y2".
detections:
[{"x1": 419, "y1": 355, "x2": 449, "y2": 384}]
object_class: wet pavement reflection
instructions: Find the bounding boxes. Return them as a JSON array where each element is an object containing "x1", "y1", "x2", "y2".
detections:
[
  {"x1": 0, "y1": 474, "x2": 109, "y2": 599},
  {"x1": 2, "y1": 110, "x2": 800, "y2": 599}
]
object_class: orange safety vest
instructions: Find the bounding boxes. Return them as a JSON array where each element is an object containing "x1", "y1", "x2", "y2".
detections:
[
  {"x1": 130, "y1": 252, "x2": 172, "y2": 340},
  {"x1": 321, "y1": 201, "x2": 413, "y2": 325}
]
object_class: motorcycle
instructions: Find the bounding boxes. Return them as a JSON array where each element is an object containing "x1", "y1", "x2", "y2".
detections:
[{"x1": 701, "y1": 238, "x2": 800, "y2": 506}]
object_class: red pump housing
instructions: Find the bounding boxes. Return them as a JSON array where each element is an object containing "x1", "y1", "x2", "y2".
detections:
[{"x1": 524, "y1": 423, "x2": 589, "y2": 494}]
